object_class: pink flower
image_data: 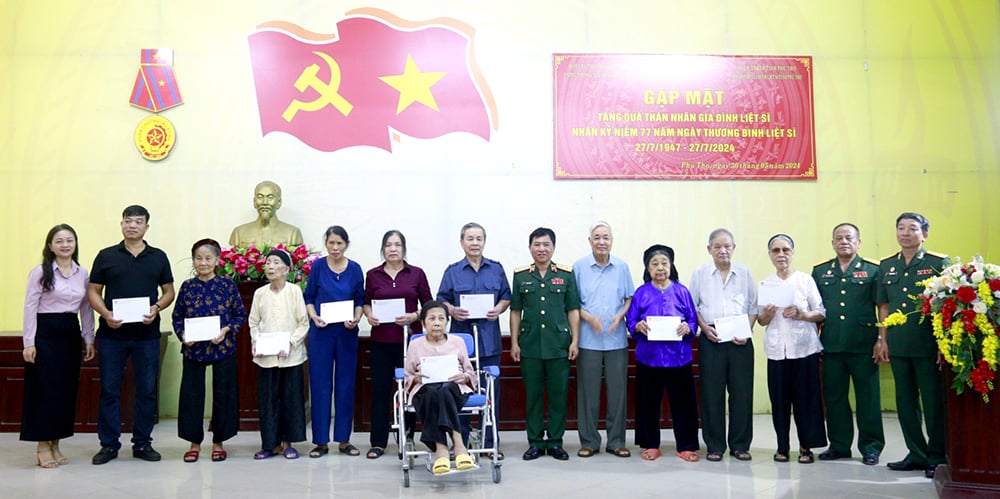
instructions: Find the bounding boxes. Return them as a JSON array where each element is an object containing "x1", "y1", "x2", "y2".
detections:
[
  {"x1": 245, "y1": 245, "x2": 261, "y2": 262},
  {"x1": 233, "y1": 256, "x2": 249, "y2": 275},
  {"x1": 292, "y1": 244, "x2": 309, "y2": 263}
]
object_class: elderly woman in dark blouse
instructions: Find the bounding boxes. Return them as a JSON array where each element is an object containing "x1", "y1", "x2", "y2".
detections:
[
  {"x1": 625, "y1": 244, "x2": 701, "y2": 462},
  {"x1": 363, "y1": 230, "x2": 432, "y2": 459},
  {"x1": 172, "y1": 238, "x2": 246, "y2": 463}
]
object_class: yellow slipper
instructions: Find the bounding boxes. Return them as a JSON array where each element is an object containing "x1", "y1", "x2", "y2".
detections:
[
  {"x1": 455, "y1": 453, "x2": 475, "y2": 471},
  {"x1": 433, "y1": 456, "x2": 451, "y2": 475}
]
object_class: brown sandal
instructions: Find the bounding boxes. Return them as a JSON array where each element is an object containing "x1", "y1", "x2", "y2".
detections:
[{"x1": 610, "y1": 447, "x2": 631, "y2": 458}]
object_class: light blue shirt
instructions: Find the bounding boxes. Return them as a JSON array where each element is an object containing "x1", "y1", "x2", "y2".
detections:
[{"x1": 573, "y1": 253, "x2": 635, "y2": 351}]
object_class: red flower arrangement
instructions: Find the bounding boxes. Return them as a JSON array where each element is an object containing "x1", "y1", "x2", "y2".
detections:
[{"x1": 219, "y1": 243, "x2": 321, "y2": 290}]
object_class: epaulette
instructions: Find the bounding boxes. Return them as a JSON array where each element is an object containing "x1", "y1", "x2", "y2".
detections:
[
  {"x1": 555, "y1": 263, "x2": 574, "y2": 272},
  {"x1": 514, "y1": 265, "x2": 531, "y2": 273},
  {"x1": 862, "y1": 256, "x2": 879, "y2": 266},
  {"x1": 880, "y1": 252, "x2": 899, "y2": 262},
  {"x1": 813, "y1": 258, "x2": 835, "y2": 268},
  {"x1": 924, "y1": 250, "x2": 948, "y2": 259}
]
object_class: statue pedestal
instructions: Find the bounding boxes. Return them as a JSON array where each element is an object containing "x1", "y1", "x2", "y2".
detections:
[{"x1": 934, "y1": 371, "x2": 1000, "y2": 497}]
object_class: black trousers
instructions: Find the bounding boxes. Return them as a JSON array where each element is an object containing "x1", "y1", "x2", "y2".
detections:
[
  {"x1": 413, "y1": 382, "x2": 469, "y2": 451},
  {"x1": 634, "y1": 361, "x2": 700, "y2": 452},
  {"x1": 20, "y1": 313, "x2": 82, "y2": 442},
  {"x1": 257, "y1": 363, "x2": 306, "y2": 450},
  {"x1": 369, "y1": 341, "x2": 407, "y2": 448},
  {"x1": 698, "y1": 338, "x2": 754, "y2": 454},
  {"x1": 767, "y1": 353, "x2": 828, "y2": 454},
  {"x1": 178, "y1": 354, "x2": 238, "y2": 444}
]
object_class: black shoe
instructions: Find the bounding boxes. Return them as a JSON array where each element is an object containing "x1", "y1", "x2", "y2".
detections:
[
  {"x1": 522, "y1": 446, "x2": 544, "y2": 461},
  {"x1": 818, "y1": 449, "x2": 850, "y2": 461},
  {"x1": 547, "y1": 446, "x2": 569, "y2": 460},
  {"x1": 887, "y1": 458, "x2": 921, "y2": 471},
  {"x1": 92, "y1": 447, "x2": 118, "y2": 465},
  {"x1": 925, "y1": 466, "x2": 937, "y2": 478},
  {"x1": 862, "y1": 453, "x2": 879, "y2": 466},
  {"x1": 132, "y1": 446, "x2": 162, "y2": 462}
]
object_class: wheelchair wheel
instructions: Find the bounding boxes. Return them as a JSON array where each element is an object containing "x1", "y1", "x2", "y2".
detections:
[
  {"x1": 405, "y1": 439, "x2": 416, "y2": 469},
  {"x1": 492, "y1": 465, "x2": 501, "y2": 483},
  {"x1": 403, "y1": 469, "x2": 410, "y2": 488}
]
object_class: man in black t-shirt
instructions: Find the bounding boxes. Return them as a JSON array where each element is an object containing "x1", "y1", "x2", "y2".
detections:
[{"x1": 87, "y1": 205, "x2": 174, "y2": 465}]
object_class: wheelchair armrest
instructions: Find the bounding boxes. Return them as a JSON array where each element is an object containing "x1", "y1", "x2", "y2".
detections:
[
  {"x1": 394, "y1": 368, "x2": 405, "y2": 380},
  {"x1": 483, "y1": 365, "x2": 500, "y2": 377}
]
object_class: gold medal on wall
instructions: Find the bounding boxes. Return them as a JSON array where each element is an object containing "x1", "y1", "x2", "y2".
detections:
[
  {"x1": 134, "y1": 115, "x2": 176, "y2": 161},
  {"x1": 129, "y1": 48, "x2": 183, "y2": 161}
]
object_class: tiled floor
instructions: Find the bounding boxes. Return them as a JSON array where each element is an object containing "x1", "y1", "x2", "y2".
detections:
[{"x1": 1, "y1": 414, "x2": 938, "y2": 498}]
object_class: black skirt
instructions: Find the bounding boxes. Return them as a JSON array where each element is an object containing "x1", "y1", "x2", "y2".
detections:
[{"x1": 20, "y1": 313, "x2": 83, "y2": 441}]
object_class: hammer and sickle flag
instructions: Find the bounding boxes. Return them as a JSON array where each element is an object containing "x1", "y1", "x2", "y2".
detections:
[
  {"x1": 129, "y1": 49, "x2": 183, "y2": 112},
  {"x1": 248, "y1": 9, "x2": 497, "y2": 152}
]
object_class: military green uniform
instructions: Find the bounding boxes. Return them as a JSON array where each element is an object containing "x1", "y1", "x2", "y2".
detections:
[
  {"x1": 876, "y1": 248, "x2": 950, "y2": 467},
  {"x1": 812, "y1": 255, "x2": 885, "y2": 458},
  {"x1": 511, "y1": 263, "x2": 580, "y2": 449}
]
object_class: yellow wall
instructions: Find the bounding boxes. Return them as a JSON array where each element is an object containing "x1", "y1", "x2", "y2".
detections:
[{"x1": 2, "y1": 0, "x2": 998, "y2": 417}]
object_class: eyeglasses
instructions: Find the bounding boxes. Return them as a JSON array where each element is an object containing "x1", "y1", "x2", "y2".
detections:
[{"x1": 769, "y1": 247, "x2": 793, "y2": 255}]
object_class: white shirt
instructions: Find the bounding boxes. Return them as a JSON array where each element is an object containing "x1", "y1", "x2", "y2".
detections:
[
  {"x1": 248, "y1": 283, "x2": 310, "y2": 368},
  {"x1": 759, "y1": 271, "x2": 825, "y2": 360},
  {"x1": 689, "y1": 262, "x2": 757, "y2": 324}
]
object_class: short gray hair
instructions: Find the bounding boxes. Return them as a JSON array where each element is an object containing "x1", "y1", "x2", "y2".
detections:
[
  {"x1": 707, "y1": 228, "x2": 734, "y2": 247},
  {"x1": 460, "y1": 222, "x2": 486, "y2": 240},
  {"x1": 589, "y1": 220, "x2": 613, "y2": 237}
]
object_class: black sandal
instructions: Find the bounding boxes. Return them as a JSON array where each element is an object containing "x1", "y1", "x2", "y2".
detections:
[
  {"x1": 798, "y1": 449, "x2": 815, "y2": 464},
  {"x1": 730, "y1": 450, "x2": 752, "y2": 461},
  {"x1": 309, "y1": 446, "x2": 329, "y2": 458},
  {"x1": 706, "y1": 452, "x2": 723, "y2": 462},
  {"x1": 366, "y1": 447, "x2": 384, "y2": 459},
  {"x1": 773, "y1": 452, "x2": 790, "y2": 462},
  {"x1": 338, "y1": 443, "x2": 360, "y2": 456}
]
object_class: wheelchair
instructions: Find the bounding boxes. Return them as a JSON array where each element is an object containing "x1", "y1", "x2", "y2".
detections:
[{"x1": 392, "y1": 325, "x2": 501, "y2": 487}]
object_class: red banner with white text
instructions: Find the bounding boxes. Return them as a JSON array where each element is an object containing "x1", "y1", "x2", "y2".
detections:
[{"x1": 554, "y1": 54, "x2": 815, "y2": 180}]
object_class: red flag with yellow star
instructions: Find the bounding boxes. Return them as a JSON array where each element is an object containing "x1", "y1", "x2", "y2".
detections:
[
  {"x1": 247, "y1": 9, "x2": 497, "y2": 152},
  {"x1": 129, "y1": 49, "x2": 183, "y2": 112}
]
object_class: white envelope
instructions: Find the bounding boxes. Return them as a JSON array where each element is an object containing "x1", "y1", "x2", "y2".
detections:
[
  {"x1": 714, "y1": 314, "x2": 752, "y2": 342},
  {"x1": 420, "y1": 354, "x2": 460, "y2": 383},
  {"x1": 758, "y1": 282, "x2": 795, "y2": 308},
  {"x1": 255, "y1": 332, "x2": 291, "y2": 356},
  {"x1": 183, "y1": 315, "x2": 221, "y2": 342},
  {"x1": 320, "y1": 300, "x2": 355, "y2": 323},
  {"x1": 372, "y1": 298, "x2": 406, "y2": 323},
  {"x1": 646, "y1": 315, "x2": 683, "y2": 341},
  {"x1": 112, "y1": 297, "x2": 150, "y2": 324},
  {"x1": 460, "y1": 294, "x2": 494, "y2": 319}
]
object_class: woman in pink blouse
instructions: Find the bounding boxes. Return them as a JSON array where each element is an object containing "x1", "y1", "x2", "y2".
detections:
[
  {"x1": 404, "y1": 301, "x2": 476, "y2": 474},
  {"x1": 21, "y1": 224, "x2": 95, "y2": 468}
]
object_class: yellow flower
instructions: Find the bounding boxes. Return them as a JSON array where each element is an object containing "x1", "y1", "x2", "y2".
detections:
[
  {"x1": 983, "y1": 335, "x2": 999, "y2": 370},
  {"x1": 877, "y1": 310, "x2": 908, "y2": 328},
  {"x1": 978, "y1": 281, "x2": 995, "y2": 308}
]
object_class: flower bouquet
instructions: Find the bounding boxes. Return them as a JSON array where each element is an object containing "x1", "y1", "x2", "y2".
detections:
[
  {"x1": 218, "y1": 243, "x2": 322, "y2": 290},
  {"x1": 909, "y1": 256, "x2": 1000, "y2": 402}
]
